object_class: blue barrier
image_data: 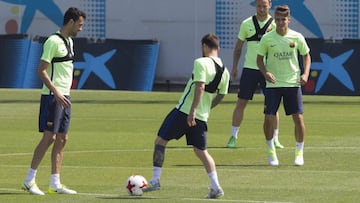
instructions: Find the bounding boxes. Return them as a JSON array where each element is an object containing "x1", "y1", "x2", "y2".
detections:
[
  {"x1": 0, "y1": 34, "x2": 32, "y2": 88},
  {"x1": 0, "y1": 35, "x2": 160, "y2": 91},
  {"x1": 1, "y1": 35, "x2": 359, "y2": 95},
  {"x1": 22, "y1": 40, "x2": 43, "y2": 88},
  {"x1": 73, "y1": 38, "x2": 160, "y2": 91}
]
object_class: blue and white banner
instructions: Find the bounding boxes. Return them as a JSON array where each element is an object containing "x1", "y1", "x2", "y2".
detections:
[
  {"x1": 0, "y1": 0, "x2": 106, "y2": 38},
  {"x1": 304, "y1": 39, "x2": 360, "y2": 95}
]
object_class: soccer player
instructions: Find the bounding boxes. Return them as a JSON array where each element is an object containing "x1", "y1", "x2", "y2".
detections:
[
  {"x1": 226, "y1": 0, "x2": 284, "y2": 149},
  {"x1": 143, "y1": 33, "x2": 230, "y2": 199},
  {"x1": 22, "y1": 7, "x2": 86, "y2": 195},
  {"x1": 257, "y1": 4, "x2": 311, "y2": 166}
]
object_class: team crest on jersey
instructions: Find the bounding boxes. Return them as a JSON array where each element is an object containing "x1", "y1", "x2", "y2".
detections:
[
  {"x1": 289, "y1": 41, "x2": 295, "y2": 48},
  {"x1": 47, "y1": 122, "x2": 53, "y2": 128}
]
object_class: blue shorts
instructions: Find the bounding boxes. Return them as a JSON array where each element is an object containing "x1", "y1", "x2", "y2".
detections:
[
  {"x1": 264, "y1": 87, "x2": 303, "y2": 115},
  {"x1": 158, "y1": 108, "x2": 208, "y2": 150},
  {"x1": 38, "y1": 95, "x2": 71, "y2": 133},
  {"x1": 238, "y1": 68, "x2": 266, "y2": 100}
]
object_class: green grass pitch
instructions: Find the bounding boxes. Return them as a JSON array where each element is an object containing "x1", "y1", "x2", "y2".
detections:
[{"x1": 0, "y1": 89, "x2": 359, "y2": 203}]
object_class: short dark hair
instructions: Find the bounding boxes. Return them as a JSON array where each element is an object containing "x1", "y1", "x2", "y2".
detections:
[
  {"x1": 255, "y1": 0, "x2": 272, "y2": 3},
  {"x1": 275, "y1": 5, "x2": 290, "y2": 17},
  {"x1": 63, "y1": 7, "x2": 86, "y2": 25},
  {"x1": 201, "y1": 33, "x2": 220, "y2": 49}
]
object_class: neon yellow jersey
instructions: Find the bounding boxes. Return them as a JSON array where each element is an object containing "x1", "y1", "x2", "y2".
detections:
[
  {"x1": 238, "y1": 15, "x2": 275, "y2": 70},
  {"x1": 258, "y1": 29, "x2": 310, "y2": 88},
  {"x1": 176, "y1": 57, "x2": 230, "y2": 121},
  {"x1": 40, "y1": 31, "x2": 74, "y2": 96}
]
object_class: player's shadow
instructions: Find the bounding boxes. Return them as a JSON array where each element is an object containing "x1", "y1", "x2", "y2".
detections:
[
  {"x1": 175, "y1": 164, "x2": 270, "y2": 167},
  {"x1": 166, "y1": 146, "x2": 261, "y2": 149},
  {"x1": 0, "y1": 192, "x2": 29, "y2": 196},
  {"x1": 175, "y1": 163, "x2": 297, "y2": 167},
  {"x1": 97, "y1": 195, "x2": 163, "y2": 200}
]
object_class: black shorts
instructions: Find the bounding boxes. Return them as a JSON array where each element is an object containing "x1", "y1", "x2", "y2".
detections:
[
  {"x1": 264, "y1": 87, "x2": 303, "y2": 115},
  {"x1": 238, "y1": 68, "x2": 266, "y2": 100},
  {"x1": 38, "y1": 95, "x2": 71, "y2": 133},
  {"x1": 158, "y1": 108, "x2": 208, "y2": 150}
]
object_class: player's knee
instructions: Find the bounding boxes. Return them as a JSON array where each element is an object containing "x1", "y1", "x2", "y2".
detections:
[{"x1": 55, "y1": 133, "x2": 68, "y2": 144}]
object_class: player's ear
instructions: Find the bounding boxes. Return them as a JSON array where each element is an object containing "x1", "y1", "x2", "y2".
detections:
[{"x1": 69, "y1": 18, "x2": 74, "y2": 23}]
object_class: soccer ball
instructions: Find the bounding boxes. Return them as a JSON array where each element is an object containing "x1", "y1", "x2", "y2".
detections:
[{"x1": 125, "y1": 175, "x2": 148, "y2": 196}]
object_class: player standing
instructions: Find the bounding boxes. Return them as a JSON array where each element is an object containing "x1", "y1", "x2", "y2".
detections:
[
  {"x1": 226, "y1": 0, "x2": 284, "y2": 149},
  {"x1": 22, "y1": 7, "x2": 86, "y2": 195},
  {"x1": 257, "y1": 4, "x2": 311, "y2": 166}
]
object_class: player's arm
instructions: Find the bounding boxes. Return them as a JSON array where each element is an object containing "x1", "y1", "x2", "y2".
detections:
[
  {"x1": 37, "y1": 60, "x2": 71, "y2": 108},
  {"x1": 257, "y1": 54, "x2": 276, "y2": 84},
  {"x1": 299, "y1": 53, "x2": 311, "y2": 86},
  {"x1": 211, "y1": 94, "x2": 225, "y2": 109},
  {"x1": 187, "y1": 81, "x2": 205, "y2": 127},
  {"x1": 232, "y1": 39, "x2": 244, "y2": 79}
]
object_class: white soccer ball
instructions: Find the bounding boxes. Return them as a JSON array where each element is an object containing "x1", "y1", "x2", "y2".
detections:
[{"x1": 125, "y1": 175, "x2": 148, "y2": 196}]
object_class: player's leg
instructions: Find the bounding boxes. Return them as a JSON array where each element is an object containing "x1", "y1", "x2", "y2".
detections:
[
  {"x1": 264, "y1": 114, "x2": 279, "y2": 166},
  {"x1": 193, "y1": 147, "x2": 224, "y2": 199},
  {"x1": 48, "y1": 132, "x2": 76, "y2": 194},
  {"x1": 283, "y1": 87, "x2": 305, "y2": 166},
  {"x1": 227, "y1": 98, "x2": 248, "y2": 148},
  {"x1": 144, "y1": 108, "x2": 186, "y2": 192},
  {"x1": 273, "y1": 112, "x2": 284, "y2": 148},
  {"x1": 51, "y1": 133, "x2": 67, "y2": 177},
  {"x1": 30, "y1": 132, "x2": 56, "y2": 173},
  {"x1": 143, "y1": 136, "x2": 167, "y2": 192},
  {"x1": 292, "y1": 113, "x2": 305, "y2": 166},
  {"x1": 22, "y1": 132, "x2": 55, "y2": 195},
  {"x1": 188, "y1": 120, "x2": 223, "y2": 198},
  {"x1": 226, "y1": 68, "x2": 256, "y2": 148},
  {"x1": 260, "y1": 74, "x2": 284, "y2": 149},
  {"x1": 47, "y1": 97, "x2": 76, "y2": 194},
  {"x1": 263, "y1": 88, "x2": 281, "y2": 166},
  {"x1": 22, "y1": 95, "x2": 56, "y2": 195}
]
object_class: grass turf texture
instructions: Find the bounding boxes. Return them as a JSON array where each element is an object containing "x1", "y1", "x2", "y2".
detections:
[{"x1": 0, "y1": 89, "x2": 359, "y2": 203}]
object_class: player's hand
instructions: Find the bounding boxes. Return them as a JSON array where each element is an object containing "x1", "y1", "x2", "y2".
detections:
[
  {"x1": 264, "y1": 72, "x2": 276, "y2": 84},
  {"x1": 231, "y1": 68, "x2": 238, "y2": 80},
  {"x1": 54, "y1": 92, "x2": 71, "y2": 108},
  {"x1": 187, "y1": 113, "x2": 196, "y2": 127},
  {"x1": 299, "y1": 74, "x2": 308, "y2": 86}
]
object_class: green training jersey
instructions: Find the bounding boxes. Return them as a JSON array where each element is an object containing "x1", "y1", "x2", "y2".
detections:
[
  {"x1": 40, "y1": 31, "x2": 74, "y2": 96},
  {"x1": 238, "y1": 15, "x2": 275, "y2": 70},
  {"x1": 176, "y1": 57, "x2": 230, "y2": 122},
  {"x1": 258, "y1": 29, "x2": 310, "y2": 88}
]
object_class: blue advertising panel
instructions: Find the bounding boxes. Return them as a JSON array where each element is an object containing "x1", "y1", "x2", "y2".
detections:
[
  {"x1": 304, "y1": 39, "x2": 360, "y2": 96},
  {"x1": 0, "y1": 35, "x2": 160, "y2": 91},
  {"x1": 72, "y1": 38, "x2": 160, "y2": 91}
]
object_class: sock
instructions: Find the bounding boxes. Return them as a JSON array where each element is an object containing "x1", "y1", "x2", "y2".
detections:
[
  {"x1": 151, "y1": 166, "x2": 162, "y2": 184},
  {"x1": 50, "y1": 174, "x2": 61, "y2": 188},
  {"x1": 266, "y1": 139, "x2": 275, "y2": 149},
  {"x1": 296, "y1": 142, "x2": 304, "y2": 151},
  {"x1": 231, "y1": 126, "x2": 239, "y2": 138},
  {"x1": 208, "y1": 171, "x2": 221, "y2": 190},
  {"x1": 273, "y1": 129, "x2": 279, "y2": 141},
  {"x1": 25, "y1": 168, "x2": 37, "y2": 183}
]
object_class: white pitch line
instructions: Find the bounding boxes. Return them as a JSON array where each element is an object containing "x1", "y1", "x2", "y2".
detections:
[
  {"x1": 0, "y1": 187, "x2": 295, "y2": 203},
  {"x1": 1, "y1": 164, "x2": 359, "y2": 175},
  {"x1": 0, "y1": 146, "x2": 359, "y2": 157}
]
